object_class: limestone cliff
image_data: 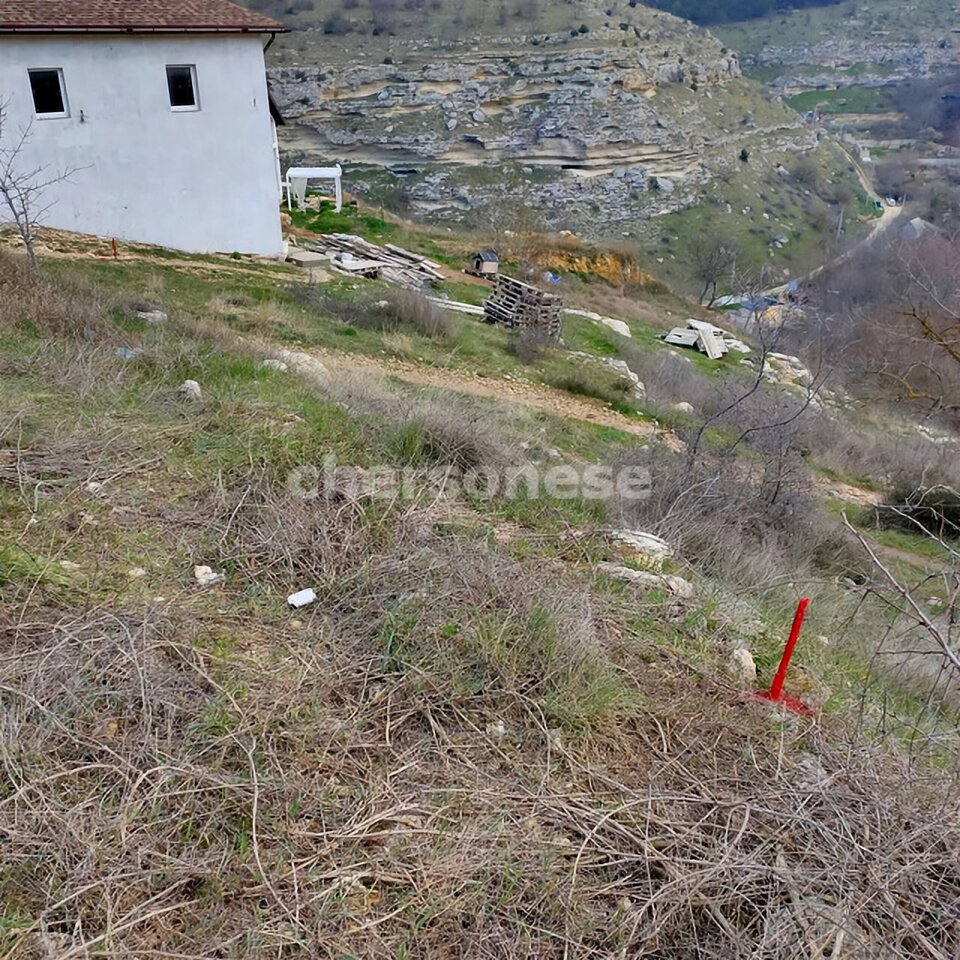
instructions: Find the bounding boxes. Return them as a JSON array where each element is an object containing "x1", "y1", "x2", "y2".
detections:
[{"x1": 268, "y1": 16, "x2": 815, "y2": 236}]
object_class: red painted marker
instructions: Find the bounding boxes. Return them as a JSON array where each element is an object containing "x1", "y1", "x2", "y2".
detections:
[{"x1": 755, "y1": 598, "x2": 813, "y2": 717}]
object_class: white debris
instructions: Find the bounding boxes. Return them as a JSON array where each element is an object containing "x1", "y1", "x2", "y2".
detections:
[
  {"x1": 731, "y1": 647, "x2": 758, "y2": 686},
  {"x1": 137, "y1": 309, "x2": 168, "y2": 325},
  {"x1": 486, "y1": 719, "x2": 507, "y2": 741},
  {"x1": 275, "y1": 349, "x2": 329, "y2": 386},
  {"x1": 288, "y1": 588, "x2": 317, "y2": 609},
  {"x1": 599, "y1": 316, "x2": 632, "y2": 338},
  {"x1": 194, "y1": 565, "x2": 225, "y2": 587},
  {"x1": 672, "y1": 401, "x2": 695, "y2": 415},
  {"x1": 58, "y1": 560, "x2": 82, "y2": 572},
  {"x1": 85, "y1": 481, "x2": 105, "y2": 495},
  {"x1": 571, "y1": 353, "x2": 645, "y2": 400},
  {"x1": 563, "y1": 308, "x2": 633, "y2": 339},
  {"x1": 127, "y1": 567, "x2": 147, "y2": 579},
  {"x1": 178, "y1": 379, "x2": 202, "y2": 401}
]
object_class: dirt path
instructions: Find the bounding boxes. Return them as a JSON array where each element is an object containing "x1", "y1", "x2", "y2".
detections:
[
  {"x1": 269, "y1": 342, "x2": 670, "y2": 443},
  {"x1": 766, "y1": 147, "x2": 904, "y2": 298}
]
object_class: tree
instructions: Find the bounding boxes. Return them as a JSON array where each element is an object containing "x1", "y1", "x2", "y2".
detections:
[
  {"x1": 690, "y1": 232, "x2": 739, "y2": 307},
  {"x1": 0, "y1": 99, "x2": 78, "y2": 269}
]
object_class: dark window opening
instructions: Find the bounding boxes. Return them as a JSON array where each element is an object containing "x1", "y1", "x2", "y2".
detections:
[
  {"x1": 29, "y1": 69, "x2": 66, "y2": 116},
  {"x1": 166, "y1": 65, "x2": 198, "y2": 109}
]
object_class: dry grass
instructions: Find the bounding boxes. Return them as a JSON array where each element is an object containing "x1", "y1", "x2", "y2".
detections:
[
  {"x1": 0, "y1": 253, "x2": 103, "y2": 339},
  {"x1": 291, "y1": 285, "x2": 461, "y2": 340},
  {"x1": 2, "y1": 589, "x2": 958, "y2": 957},
  {"x1": 329, "y1": 372, "x2": 518, "y2": 473},
  {"x1": 2, "y1": 253, "x2": 960, "y2": 959}
]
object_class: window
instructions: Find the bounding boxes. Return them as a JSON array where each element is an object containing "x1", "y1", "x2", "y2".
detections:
[
  {"x1": 28, "y1": 69, "x2": 68, "y2": 118},
  {"x1": 166, "y1": 65, "x2": 199, "y2": 111}
]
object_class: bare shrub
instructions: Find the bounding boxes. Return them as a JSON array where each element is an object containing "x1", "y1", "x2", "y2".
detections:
[
  {"x1": 620, "y1": 345, "x2": 720, "y2": 413},
  {"x1": 872, "y1": 483, "x2": 960, "y2": 540},
  {"x1": 614, "y1": 446, "x2": 866, "y2": 602},
  {"x1": 810, "y1": 417, "x2": 960, "y2": 490},
  {"x1": 380, "y1": 288, "x2": 460, "y2": 340}
]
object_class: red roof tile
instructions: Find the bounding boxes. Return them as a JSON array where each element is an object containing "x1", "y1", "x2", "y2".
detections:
[{"x1": 0, "y1": 0, "x2": 286, "y2": 33}]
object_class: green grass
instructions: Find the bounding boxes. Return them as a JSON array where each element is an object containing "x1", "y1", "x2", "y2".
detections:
[
  {"x1": 787, "y1": 86, "x2": 898, "y2": 117},
  {"x1": 638, "y1": 141, "x2": 868, "y2": 295},
  {"x1": 714, "y1": 0, "x2": 953, "y2": 57},
  {"x1": 289, "y1": 202, "x2": 400, "y2": 241}
]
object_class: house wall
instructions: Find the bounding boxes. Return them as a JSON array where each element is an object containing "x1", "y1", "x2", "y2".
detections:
[{"x1": 0, "y1": 34, "x2": 284, "y2": 256}]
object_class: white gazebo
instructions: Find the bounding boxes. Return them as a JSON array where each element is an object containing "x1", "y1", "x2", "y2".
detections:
[{"x1": 284, "y1": 165, "x2": 343, "y2": 213}]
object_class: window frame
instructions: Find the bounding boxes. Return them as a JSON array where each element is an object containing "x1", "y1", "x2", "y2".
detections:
[
  {"x1": 166, "y1": 64, "x2": 200, "y2": 112},
  {"x1": 28, "y1": 67, "x2": 69, "y2": 120}
]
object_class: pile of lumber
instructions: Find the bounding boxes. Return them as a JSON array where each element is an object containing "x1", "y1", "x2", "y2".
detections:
[
  {"x1": 483, "y1": 275, "x2": 563, "y2": 339},
  {"x1": 305, "y1": 234, "x2": 445, "y2": 288}
]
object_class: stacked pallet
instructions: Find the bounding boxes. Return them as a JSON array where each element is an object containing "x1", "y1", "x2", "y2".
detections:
[
  {"x1": 304, "y1": 234, "x2": 445, "y2": 288},
  {"x1": 483, "y1": 275, "x2": 563, "y2": 339}
]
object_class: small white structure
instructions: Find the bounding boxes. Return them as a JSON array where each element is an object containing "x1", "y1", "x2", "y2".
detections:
[
  {"x1": 285, "y1": 166, "x2": 343, "y2": 213},
  {"x1": 0, "y1": 0, "x2": 287, "y2": 257}
]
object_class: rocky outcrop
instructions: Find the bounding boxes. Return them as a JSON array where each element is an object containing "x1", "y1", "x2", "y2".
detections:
[
  {"x1": 269, "y1": 11, "x2": 819, "y2": 236},
  {"x1": 271, "y1": 44, "x2": 742, "y2": 169},
  {"x1": 743, "y1": 37, "x2": 955, "y2": 77}
]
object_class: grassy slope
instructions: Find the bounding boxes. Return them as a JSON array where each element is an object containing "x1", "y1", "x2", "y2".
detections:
[
  {"x1": 713, "y1": 0, "x2": 953, "y2": 58},
  {"x1": 2, "y1": 237, "x2": 959, "y2": 954}
]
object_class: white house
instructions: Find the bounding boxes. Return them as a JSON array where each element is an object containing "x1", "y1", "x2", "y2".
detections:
[{"x1": 0, "y1": 0, "x2": 287, "y2": 257}]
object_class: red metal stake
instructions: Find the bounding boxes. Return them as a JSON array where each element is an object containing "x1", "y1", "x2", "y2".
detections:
[{"x1": 768, "y1": 597, "x2": 810, "y2": 702}]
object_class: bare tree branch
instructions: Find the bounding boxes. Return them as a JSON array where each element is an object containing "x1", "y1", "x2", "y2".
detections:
[{"x1": 0, "y1": 97, "x2": 83, "y2": 268}]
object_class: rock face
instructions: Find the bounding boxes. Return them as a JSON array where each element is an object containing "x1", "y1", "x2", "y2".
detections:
[
  {"x1": 270, "y1": 15, "x2": 813, "y2": 236},
  {"x1": 744, "y1": 37, "x2": 955, "y2": 79}
]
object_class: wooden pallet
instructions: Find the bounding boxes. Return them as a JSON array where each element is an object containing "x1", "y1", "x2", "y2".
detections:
[{"x1": 483, "y1": 275, "x2": 563, "y2": 339}]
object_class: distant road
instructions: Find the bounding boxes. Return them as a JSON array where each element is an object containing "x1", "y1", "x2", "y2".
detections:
[{"x1": 765, "y1": 145, "x2": 904, "y2": 296}]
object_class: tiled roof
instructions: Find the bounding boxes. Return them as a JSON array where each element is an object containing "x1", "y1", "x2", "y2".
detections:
[{"x1": 0, "y1": 0, "x2": 286, "y2": 33}]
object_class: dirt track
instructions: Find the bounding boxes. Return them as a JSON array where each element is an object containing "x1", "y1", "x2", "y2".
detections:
[{"x1": 271, "y1": 342, "x2": 668, "y2": 443}]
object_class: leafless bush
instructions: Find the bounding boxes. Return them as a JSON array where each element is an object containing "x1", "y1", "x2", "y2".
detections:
[
  {"x1": 614, "y1": 446, "x2": 865, "y2": 601},
  {"x1": 506, "y1": 327, "x2": 552, "y2": 365},
  {"x1": 379, "y1": 288, "x2": 461, "y2": 340},
  {"x1": 809, "y1": 415, "x2": 960, "y2": 498},
  {"x1": 619, "y1": 346, "x2": 717, "y2": 413}
]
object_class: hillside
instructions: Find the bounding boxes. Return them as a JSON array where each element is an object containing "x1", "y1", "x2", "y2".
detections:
[
  {"x1": 252, "y1": 0, "x2": 867, "y2": 285},
  {"x1": 2, "y1": 209, "x2": 959, "y2": 956},
  {"x1": 643, "y1": 0, "x2": 845, "y2": 27}
]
